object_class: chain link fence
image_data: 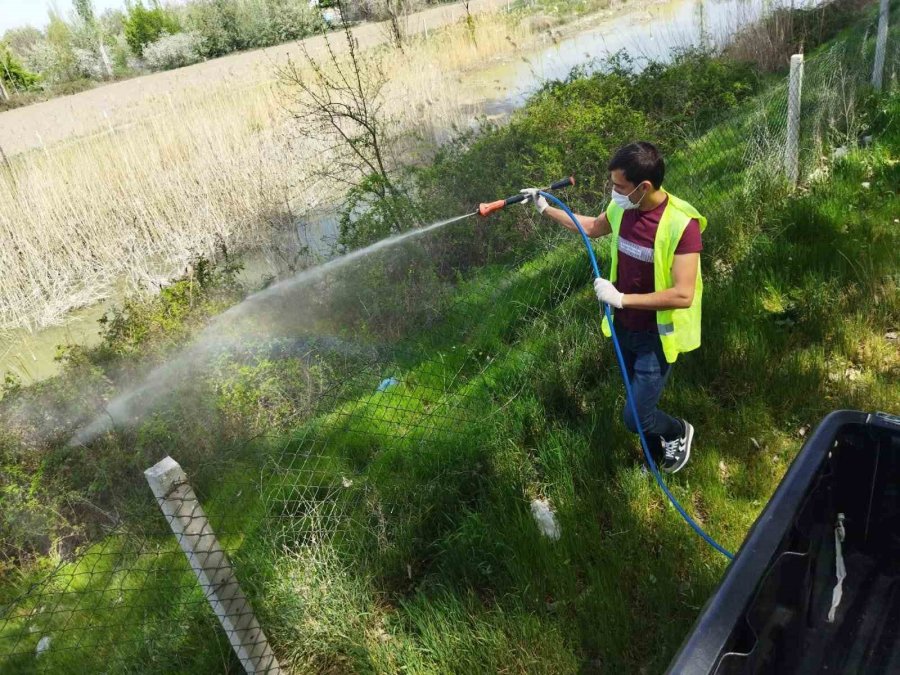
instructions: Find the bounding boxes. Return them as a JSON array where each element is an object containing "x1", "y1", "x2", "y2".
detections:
[{"x1": 0, "y1": 3, "x2": 895, "y2": 673}]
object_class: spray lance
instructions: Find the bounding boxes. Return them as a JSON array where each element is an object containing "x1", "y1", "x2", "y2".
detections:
[
  {"x1": 477, "y1": 176, "x2": 576, "y2": 217},
  {"x1": 436, "y1": 178, "x2": 575, "y2": 227}
]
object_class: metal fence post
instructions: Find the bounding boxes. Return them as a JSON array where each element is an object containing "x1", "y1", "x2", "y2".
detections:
[
  {"x1": 785, "y1": 53, "x2": 804, "y2": 186},
  {"x1": 872, "y1": 0, "x2": 890, "y2": 90},
  {"x1": 145, "y1": 457, "x2": 282, "y2": 675}
]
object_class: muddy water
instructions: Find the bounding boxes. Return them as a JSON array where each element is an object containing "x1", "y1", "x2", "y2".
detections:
[{"x1": 0, "y1": 0, "x2": 816, "y2": 385}]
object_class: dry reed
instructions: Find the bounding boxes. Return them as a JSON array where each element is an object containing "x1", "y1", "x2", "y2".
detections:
[{"x1": 0, "y1": 10, "x2": 541, "y2": 334}]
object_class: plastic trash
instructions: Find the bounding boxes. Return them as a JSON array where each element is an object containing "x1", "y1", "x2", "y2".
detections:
[
  {"x1": 36, "y1": 636, "x2": 51, "y2": 657},
  {"x1": 376, "y1": 377, "x2": 399, "y2": 392},
  {"x1": 827, "y1": 513, "x2": 846, "y2": 623},
  {"x1": 530, "y1": 498, "x2": 561, "y2": 540}
]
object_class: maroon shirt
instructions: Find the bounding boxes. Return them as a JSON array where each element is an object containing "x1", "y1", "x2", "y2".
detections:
[{"x1": 613, "y1": 196, "x2": 703, "y2": 332}]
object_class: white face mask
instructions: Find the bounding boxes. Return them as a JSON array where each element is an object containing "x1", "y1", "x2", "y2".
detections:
[{"x1": 610, "y1": 184, "x2": 644, "y2": 211}]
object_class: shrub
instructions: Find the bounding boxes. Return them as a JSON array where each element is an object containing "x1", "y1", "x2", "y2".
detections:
[
  {"x1": 18, "y1": 41, "x2": 62, "y2": 84},
  {"x1": 72, "y1": 47, "x2": 106, "y2": 79},
  {"x1": 1, "y1": 26, "x2": 43, "y2": 57},
  {"x1": 142, "y1": 31, "x2": 205, "y2": 71},
  {"x1": 97, "y1": 251, "x2": 243, "y2": 359},
  {"x1": 110, "y1": 33, "x2": 138, "y2": 75},
  {"x1": 337, "y1": 171, "x2": 419, "y2": 251},
  {"x1": 0, "y1": 44, "x2": 40, "y2": 91},
  {"x1": 341, "y1": 0, "x2": 418, "y2": 23},
  {"x1": 630, "y1": 49, "x2": 759, "y2": 132},
  {"x1": 185, "y1": 0, "x2": 325, "y2": 57},
  {"x1": 124, "y1": 1, "x2": 181, "y2": 57},
  {"x1": 184, "y1": 0, "x2": 243, "y2": 58},
  {"x1": 263, "y1": 0, "x2": 326, "y2": 43}
]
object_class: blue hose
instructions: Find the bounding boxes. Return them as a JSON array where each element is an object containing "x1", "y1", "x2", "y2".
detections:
[{"x1": 539, "y1": 191, "x2": 733, "y2": 560}]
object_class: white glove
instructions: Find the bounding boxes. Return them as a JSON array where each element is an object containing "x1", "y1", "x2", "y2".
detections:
[
  {"x1": 593, "y1": 277, "x2": 624, "y2": 309},
  {"x1": 520, "y1": 187, "x2": 549, "y2": 214}
]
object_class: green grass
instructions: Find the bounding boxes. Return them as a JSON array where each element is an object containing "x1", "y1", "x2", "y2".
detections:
[
  {"x1": 248, "y1": 72, "x2": 899, "y2": 670},
  {"x1": 244, "y1": 100, "x2": 899, "y2": 673}
]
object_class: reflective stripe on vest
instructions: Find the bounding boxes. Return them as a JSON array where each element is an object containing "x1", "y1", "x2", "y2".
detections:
[
  {"x1": 618, "y1": 237, "x2": 654, "y2": 263},
  {"x1": 600, "y1": 190, "x2": 707, "y2": 363}
]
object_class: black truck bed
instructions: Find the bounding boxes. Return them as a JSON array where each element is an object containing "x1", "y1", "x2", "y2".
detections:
[{"x1": 667, "y1": 410, "x2": 900, "y2": 675}]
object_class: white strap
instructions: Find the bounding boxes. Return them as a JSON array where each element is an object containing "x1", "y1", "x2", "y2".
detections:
[{"x1": 827, "y1": 513, "x2": 846, "y2": 623}]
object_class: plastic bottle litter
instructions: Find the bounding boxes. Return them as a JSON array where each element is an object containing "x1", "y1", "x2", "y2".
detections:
[
  {"x1": 376, "y1": 377, "x2": 399, "y2": 392},
  {"x1": 36, "y1": 636, "x2": 51, "y2": 657}
]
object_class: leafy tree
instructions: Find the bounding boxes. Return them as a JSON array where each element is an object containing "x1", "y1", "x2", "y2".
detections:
[
  {"x1": 0, "y1": 44, "x2": 40, "y2": 95},
  {"x1": 124, "y1": 1, "x2": 181, "y2": 56},
  {"x1": 73, "y1": 0, "x2": 97, "y2": 26},
  {"x1": 45, "y1": 9, "x2": 78, "y2": 81},
  {"x1": 70, "y1": 0, "x2": 115, "y2": 78},
  {"x1": 184, "y1": 0, "x2": 242, "y2": 58},
  {"x1": 99, "y1": 8, "x2": 128, "y2": 36},
  {"x1": 281, "y1": 4, "x2": 413, "y2": 250},
  {"x1": 1, "y1": 26, "x2": 43, "y2": 58}
]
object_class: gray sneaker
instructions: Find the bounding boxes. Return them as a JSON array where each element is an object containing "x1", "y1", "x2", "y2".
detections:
[{"x1": 661, "y1": 420, "x2": 693, "y2": 474}]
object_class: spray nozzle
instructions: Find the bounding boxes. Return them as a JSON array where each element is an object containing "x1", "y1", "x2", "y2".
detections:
[{"x1": 478, "y1": 176, "x2": 575, "y2": 218}]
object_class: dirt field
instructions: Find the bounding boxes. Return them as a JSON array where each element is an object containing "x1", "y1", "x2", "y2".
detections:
[{"x1": 0, "y1": 0, "x2": 511, "y2": 157}]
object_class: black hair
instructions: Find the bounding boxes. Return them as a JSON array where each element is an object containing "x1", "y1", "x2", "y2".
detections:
[{"x1": 607, "y1": 141, "x2": 665, "y2": 189}]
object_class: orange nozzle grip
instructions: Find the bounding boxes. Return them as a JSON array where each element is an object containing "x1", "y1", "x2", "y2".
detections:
[{"x1": 478, "y1": 200, "x2": 505, "y2": 217}]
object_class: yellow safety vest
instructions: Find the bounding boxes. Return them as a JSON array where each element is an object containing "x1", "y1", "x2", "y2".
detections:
[{"x1": 600, "y1": 191, "x2": 707, "y2": 364}]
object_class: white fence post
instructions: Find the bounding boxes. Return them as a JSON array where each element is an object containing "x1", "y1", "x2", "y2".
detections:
[
  {"x1": 785, "y1": 53, "x2": 804, "y2": 186},
  {"x1": 145, "y1": 457, "x2": 282, "y2": 675},
  {"x1": 872, "y1": 0, "x2": 890, "y2": 90}
]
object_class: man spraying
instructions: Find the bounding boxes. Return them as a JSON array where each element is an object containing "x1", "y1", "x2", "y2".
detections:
[{"x1": 521, "y1": 141, "x2": 705, "y2": 473}]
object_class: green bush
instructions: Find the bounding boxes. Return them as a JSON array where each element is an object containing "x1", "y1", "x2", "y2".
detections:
[
  {"x1": 124, "y1": 1, "x2": 181, "y2": 57},
  {"x1": 259, "y1": 0, "x2": 325, "y2": 44},
  {"x1": 184, "y1": 0, "x2": 325, "y2": 59},
  {"x1": 184, "y1": 0, "x2": 242, "y2": 58},
  {"x1": 0, "y1": 45, "x2": 40, "y2": 91},
  {"x1": 97, "y1": 251, "x2": 243, "y2": 361},
  {"x1": 629, "y1": 49, "x2": 759, "y2": 133}
]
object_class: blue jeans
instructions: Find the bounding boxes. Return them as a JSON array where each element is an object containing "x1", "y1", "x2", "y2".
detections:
[{"x1": 617, "y1": 329, "x2": 683, "y2": 443}]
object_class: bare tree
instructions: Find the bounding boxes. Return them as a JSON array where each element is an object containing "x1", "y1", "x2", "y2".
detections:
[
  {"x1": 279, "y1": 1, "x2": 414, "y2": 247},
  {"x1": 381, "y1": 0, "x2": 411, "y2": 51}
]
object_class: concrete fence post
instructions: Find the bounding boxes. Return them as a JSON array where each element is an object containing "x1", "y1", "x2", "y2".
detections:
[
  {"x1": 785, "y1": 53, "x2": 804, "y2": 186},
  {"x1": 872, "y1": 0, "x2": 889, "y2": 90},
  {"x1": 145, "y1": 457, "x2": 281, "y2": 675}
]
